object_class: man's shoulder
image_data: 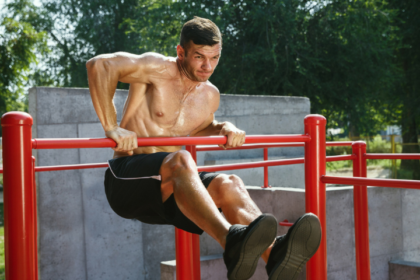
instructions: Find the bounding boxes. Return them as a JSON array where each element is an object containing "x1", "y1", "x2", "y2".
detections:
[
  {"x1": 203, "y1": 80, "x2": 220, "y2": 96},
  {"x1": 202, "y1": 81, "x2": 220, "y2": 112},
  {"x1": 139, "y1": 52, "x2": 178, "y2": 78}
]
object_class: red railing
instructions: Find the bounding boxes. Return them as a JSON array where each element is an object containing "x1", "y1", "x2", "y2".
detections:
[{"x1": 2, "y1": 111, "x2": 420, "y2": 280}]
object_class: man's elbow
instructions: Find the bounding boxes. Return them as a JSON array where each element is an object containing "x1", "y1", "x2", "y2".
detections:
[
  {"x1": 86, "y1": 57, "x2": 101, "y2": 70},
  {"x1": 86, "y1": 56, "x2": 112, "y2": 75}
]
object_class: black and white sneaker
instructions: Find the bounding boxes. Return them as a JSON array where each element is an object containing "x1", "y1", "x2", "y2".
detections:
[
  {"x1": 266, "y1": 213, "x2": 322, "y2": 280},
  {"x1": 223, "y1": 213, "x2": 277, "y2": 280}
]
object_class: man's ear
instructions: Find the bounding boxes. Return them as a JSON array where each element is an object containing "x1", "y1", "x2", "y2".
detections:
[{"x1": 177, "y1": 45, "x2": 186, "y2": 60}]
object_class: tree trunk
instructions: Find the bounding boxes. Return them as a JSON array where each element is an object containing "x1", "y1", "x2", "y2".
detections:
[{"x1": 400, "y1": 102, "x2": 420, "y2": 179}]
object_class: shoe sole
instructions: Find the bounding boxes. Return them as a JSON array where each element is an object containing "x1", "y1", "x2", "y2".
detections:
[
  {"x1": 228, "y1": 214, "x2": 277, "y2": 280},
  {"x1": 269, "y1": 213, "x2": 322, "y2": 280}
]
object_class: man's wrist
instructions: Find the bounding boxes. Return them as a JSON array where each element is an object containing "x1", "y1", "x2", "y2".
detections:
[{"x1": 104, "y1": 124, "x2": 119, "y2": 132}]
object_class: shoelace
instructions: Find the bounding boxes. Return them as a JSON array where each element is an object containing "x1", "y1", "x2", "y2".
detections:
[
  {"x1": 275, "y1": 235, "x2": 285, "y2": 246},
  {"x1": 231, "y1": 226, "x2": 247, "y2": 235}
]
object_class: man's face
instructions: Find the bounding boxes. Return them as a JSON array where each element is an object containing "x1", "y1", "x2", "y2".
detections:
[{"x1": 178, "y1": 42, "x2": 222, "y2": 82}]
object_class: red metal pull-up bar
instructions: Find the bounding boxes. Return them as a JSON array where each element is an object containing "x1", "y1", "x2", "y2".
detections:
[{"x1": 1, "y1": 111, "x2": 330, "y2": 280}]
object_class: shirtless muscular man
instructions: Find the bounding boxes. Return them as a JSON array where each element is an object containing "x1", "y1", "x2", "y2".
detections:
[{"x1": 86, "y1": 16, "x2": 321, "y2": 280}]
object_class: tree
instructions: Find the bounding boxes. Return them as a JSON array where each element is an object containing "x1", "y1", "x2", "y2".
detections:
[
  {"x1": 0, "y1": 0, "x2": 49, "y2": 132},
  {"x1": 138, "y1": 0, "x2": 397, "y2": 134},
  {"x1": 38, "y1": 0, "x2": 158, "y2": 89},
  {"x1": 387, "y1": 0, "x2": 420, "y2": 179},
  {"x1": 9, "y1": 0, "x2": 403, "y2": 139}
]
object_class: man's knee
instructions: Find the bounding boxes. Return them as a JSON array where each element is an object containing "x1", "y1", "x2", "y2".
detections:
[
  {"x1": 213, "y1": 174, "x2": 247, "y2": 195},
  {"x1": 162, "y1": 150, "x2": 196, "y2": 174}
]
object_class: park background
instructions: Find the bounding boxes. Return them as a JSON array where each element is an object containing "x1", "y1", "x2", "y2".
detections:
[{"x1": 0, "y1": 0, "x2": 419, "y2": 278}]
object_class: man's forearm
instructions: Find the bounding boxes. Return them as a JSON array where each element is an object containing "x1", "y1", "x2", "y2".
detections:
[
  {"x1": 192, "y1": 120, "x2": 227, "y2": 136},
  {"x1": 86, "y1": 57, "x2": 119, "y2": 131}
]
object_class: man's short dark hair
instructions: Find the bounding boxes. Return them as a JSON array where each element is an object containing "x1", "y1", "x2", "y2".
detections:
[{"x1": 180, "y1": 17, "x2": 222, "y2": 51}]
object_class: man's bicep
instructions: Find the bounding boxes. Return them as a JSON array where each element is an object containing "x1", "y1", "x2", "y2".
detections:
[
  {"x1": 89, "y1": 52, "x2": 163, "y2": 85},
  {"x1": 115, "y1": 52, "x2": 166, "y2": 84},
  {"x1": 118, "y1": 52, "x2": 167, "y2": 84}
]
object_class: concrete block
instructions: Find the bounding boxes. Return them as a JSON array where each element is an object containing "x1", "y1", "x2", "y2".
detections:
[
  {"x1": 29, "y1": 87, "x2": 128, "y2": 125},
  {"x1": 36, "y1": 124, "x2": 80, "y2": 166},
  {"x1": 402, "y1": 251, "x2": 420, "y2": 264},
  {"x1": 327, "y1": 267, "x2": 356, "y2": 280},
  {"x1": 368, "y1": 187, "x2": 403, "y2": 257},
  {"x1": 402, "y1": 189, "x2": 420, "y2": 260},
  {"x1": 160, "y1": 254, "x2": 305, "y2": 280},
  {"x1": 371, "y1": 253, "x2": 402, "y2": 280},
  {"x1": 197, "y1": 147, "x2": 304, "y2": 165},
  {"x1": 199, "y1": 162, "x2": 304, "y2": 189},
  {"x1": 37, "y1": 170, "x2": 86, "y2": 280},
  {"x1": 236, "y1": 113, "x2": 306, "y2": 135},
  {"x1": 215, "y1": 95, "x2": 309, "y2": 117},
  {"x1": 142, "y1": 224, "x2": 175, "y2": 280},
  {"x1": 200, "y1": 232, "x2": 224, "y2": 256},
  {"x1": 78, "y1": 123, "x2": 114, "y2": 163},
  {"x1": 81, "y1": 168, "x2": 145, "y2": 280},
  {"x1": 326, "y1": 187, "x2": 356, "y2": 273},
  {"x1": 389, "y1": 260, "x2": 420, "y2": 280}
]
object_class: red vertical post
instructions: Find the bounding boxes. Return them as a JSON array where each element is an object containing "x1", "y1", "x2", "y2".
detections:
[
  {"x1": 262, "y1": 148, "x2": 271, "y2": 188},
  {"x1": 189, "y1": 145, "x2": 201, "y2": 280},
  {"x1": 32, "y1": 156, "x2": 39, "y2": 279},
  {"x1": 175, "y1": 145, "x2": 199, "y2": 280},
  {"x1": 1, "y1": 112, "x2": 37, "y2": 280},
  {"x1": 352, "y1": 142, "x2": 371, "y2": 280},
  {"x1": 304, "y1": 115, "x2": 327, "y2": 280},
  {"x1": 175, "y1": 228, "x2": 194, "y2": 279}
]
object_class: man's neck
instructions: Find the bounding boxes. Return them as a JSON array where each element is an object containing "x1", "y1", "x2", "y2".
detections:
[{"x1": 176, "y1": 58, "x2": 201, "y2": 91}]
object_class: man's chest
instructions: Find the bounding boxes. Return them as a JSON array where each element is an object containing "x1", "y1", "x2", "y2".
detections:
[{"x1": 147, "y1": 86, "x2": 212, "y2": 132}]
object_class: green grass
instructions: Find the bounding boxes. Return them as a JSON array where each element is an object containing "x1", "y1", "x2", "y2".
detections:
[
  {"x1": 326, "y1": 135, "x2": 419, "y2": 179},
  {"x1": 327, "y1": 135, "x2": 395, "y2": 172}
]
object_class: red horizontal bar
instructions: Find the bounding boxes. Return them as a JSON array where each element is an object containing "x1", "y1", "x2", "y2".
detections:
[
  {"x1": 0, "y1": 154, "x2": 355, "y2": 174},
  {"x1": 326, "y1": 141, "x2": 353, "y2": 147},
  {"x1": 364, "y1": 153, "x2": 420, "y2": 160},
  {"x1": 279, "y1": 219, "x2": 293, "y2": 227},
  {"x1": 0, "y1": 163, "x2": 109, "y2": 174},
  {"x1": 36, "y1": 163, "x2": 109, "y2": 172},
  {"x1": 197, "y1": 158, "x2": 305, "y2": 172},
  {"x1": 32, "y1": 135, "x2": 311, "y2": 150},
  {"x1": 196, "y1": 143, "x2": 305, "y2": 151},
  {"x1": 321, "y1": 175, "x2": 420, "y2": 189},
  {"x1": 195, "y1": 141, "x2": 352, "y2": 152},
  {"x1": 326, "y1": 155, "x2": 356, "y2": 162}
]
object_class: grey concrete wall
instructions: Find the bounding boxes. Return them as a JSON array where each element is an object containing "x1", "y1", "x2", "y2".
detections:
[
  {"x1": 28, "y1": 87, "x2": 309, "y2": 280},
  {"x1": 199, "y1": 94, "x2": 308, "y2": 189},
  {"x1": 29, "y1": 86, "x2": 420, "y2": 280}
]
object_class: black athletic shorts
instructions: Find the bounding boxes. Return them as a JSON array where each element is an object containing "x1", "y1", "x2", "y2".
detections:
[{"x1": 104, "y1": 152, "x2": 220, "y2": 235}]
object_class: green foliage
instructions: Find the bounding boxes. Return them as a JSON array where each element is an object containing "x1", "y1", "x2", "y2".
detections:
[
  {"x1": 2, "y1": 0, "x2": 419, "y2": 147},
  {"x1": 38, "y1": 0, "x2": 155, "y2": 89},
  {"x1": 126, "y1": 0, "x2": 398, "y2": 134},
  {"x1": 0, "y1": 0, "x2": 49, "y2": 119},
  {"x1": 326, "y1": 135, "x2": 397, "y2": 171},
  {"x1": 386, "y1": 0, "x2": 420, "y2": 179}
]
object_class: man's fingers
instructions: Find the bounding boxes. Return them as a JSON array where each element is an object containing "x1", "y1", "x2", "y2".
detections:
[
  {"x1": 239, "y1": 131, "x2": 246, "y2": 146},
  {"x1": 226, "y1": 132, "x2": 234, "y2": 148},
  {"x1": 231, "y1": 134, "x2": 240, "y2": 148},
  {"x1": 132, "y1": 133, "x2": 138, "y2": 150}
]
